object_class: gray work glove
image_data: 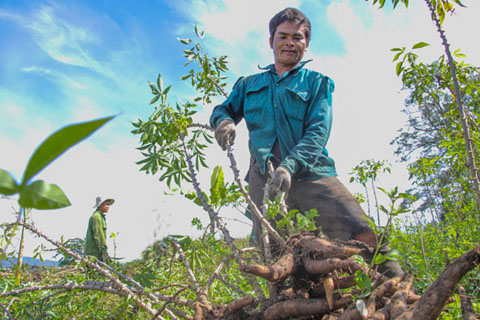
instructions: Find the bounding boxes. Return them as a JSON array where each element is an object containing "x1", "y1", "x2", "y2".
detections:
[
  {"x1": 268, "y1": 166, "x2": 292, "y2": 198},
  {"x1": 214, "y1": 120, "x2": 236, "y2": 151}
]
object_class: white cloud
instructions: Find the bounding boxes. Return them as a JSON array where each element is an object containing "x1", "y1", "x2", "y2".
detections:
[
  {"x1": 25, "y1": 5, "x2": 100, "y2": 68},
  {"x1": 21, "y1": 66, "x2": 53, "y2": 75}
]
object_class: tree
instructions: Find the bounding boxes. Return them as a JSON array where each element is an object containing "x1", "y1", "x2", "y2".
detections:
[{"x1": 392, "y1": 55, "x2": 480, "y2": 220}]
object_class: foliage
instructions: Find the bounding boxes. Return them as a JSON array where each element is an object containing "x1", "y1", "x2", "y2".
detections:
[
  {"x1": 369, "y1": 1, "x2": 480, "y2": 317},
  {"x1": 350, "y1": 159, "x2": 391, "y2": 225},
  {"x1": 183, "y1": 166, "x2": 243, "y2": 211},
  {"x1": 391, "y1": 49, "x2": 480, "y2": 219},
  {"x1": 53, "y1": 237, "x2": 85, "y2": 267},
  {"x1": 132, "y1": 25, "x2": 228, "y2": 189},
  {"x1": 371, "y1": 0, "x2": 465, "y2": 24},
  {"x1": 0, "y1": 235, "x2": 267, "y2": 319}
]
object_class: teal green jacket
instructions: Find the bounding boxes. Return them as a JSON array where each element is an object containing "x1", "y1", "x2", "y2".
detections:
[
  {"x1": 84, "y1": 210, "x2": 107, "y2": 260},
  {"x1": 210, "y1": 61, "x2": 337, "y2": 180}
]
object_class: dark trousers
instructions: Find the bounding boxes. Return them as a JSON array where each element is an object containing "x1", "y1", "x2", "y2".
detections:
[{"x1": 248, "y1": 162, "x2": 404, "y2": 278}]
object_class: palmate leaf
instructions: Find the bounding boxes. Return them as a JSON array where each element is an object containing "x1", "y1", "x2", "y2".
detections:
[
  {"x1": 21, "y1": 116, "x2": 114, "y2": 185},
  {"x1": 18, "y1": 180, "x2": 71, "y2": 210}
]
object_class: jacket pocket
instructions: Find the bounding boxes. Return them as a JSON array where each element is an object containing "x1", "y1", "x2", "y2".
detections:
[
  {"x1": 244, "y1": 83, "x2": 269, "y2": 130},
  {"x1": 285, "y1": 87, "x2": 310, "y2": 121}
]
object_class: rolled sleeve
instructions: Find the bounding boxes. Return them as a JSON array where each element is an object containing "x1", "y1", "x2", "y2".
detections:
[{"x1": 209, "y1": 77, "x2": 245, "y2": 129}]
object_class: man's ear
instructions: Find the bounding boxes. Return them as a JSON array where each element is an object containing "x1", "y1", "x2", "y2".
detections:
[{"x1": 269, "y1": 36, "x2": 273, "y2": 49}]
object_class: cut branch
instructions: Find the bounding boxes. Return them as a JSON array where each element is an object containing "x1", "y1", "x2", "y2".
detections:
[{"x1": 396, "y1": 244, "x2": 480, "y2": 320}]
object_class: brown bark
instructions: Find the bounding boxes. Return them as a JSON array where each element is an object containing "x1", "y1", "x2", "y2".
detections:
[
  {"x1": 390, "y1": 274, "x2": 413, "y2": 319},
  {"x1": 322, "y1": 314, "x2": 339, "y2": 320},
  {"x1": 226, "y1": 296, "x2": 255, "y2": 313},
  {"x1": 303, "y1": 257, "x2": 363, "y2": 275},
  {"x1": 366, "y1": 276, "x2": 403, "y2": 317},
  {"x1": 458, "y1": 286, "x2": 480, "y2": 320},
  {"x1": 396, "y1": 244, "x2": 480, "y2": 320},
  {"x1": 241, "y1": 253, "x2": 294, "y2": 282},
  {"x1": 297, "y1": 236, "x2": 362, "y2": 258},
  {"x1": 193, "y1": 302, "x2": 202, "y2": 320},
  {"x1": 263, "y1": 294, "x2": 353, "y2": 320},
  {"x1": 367, "y1": 303, "x2": 392, "y2": 320},
  {"x1": 310, "y1": 275, "x2": 357, "y2": 297},
  {"x1": 337, "y1": 302, "x2": 363, "y2": 320}
]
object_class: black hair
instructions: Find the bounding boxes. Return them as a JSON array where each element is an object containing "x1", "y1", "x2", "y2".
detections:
[{"x1": 269, "y1": 8, "x2": 311, "y2": 41}]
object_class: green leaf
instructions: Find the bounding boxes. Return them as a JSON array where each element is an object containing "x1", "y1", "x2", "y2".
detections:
[
  {"x1": 453, "y1": 48, "x2": 466, "y2": 58},
  {"x1": 149, "y1": 95, "x2": 160, "y2": 105},
  {"x1": 0, "y1": 169, "x2": 18, "y2": 195},
  {"x1": 148, "y1": 81, "x2": 159, "y2": 94},
  {"x1": 355, "y1": 270, "x2": 372, "y2": 290},
  {"x1": 18, "y1": 180, "x2": 71, "y2": 209},
  {"x1": 157, "y1": 74, "x2": 163, "y2": 92},
  {"x1": 412, "y1": 42, "x2": 430, "y2": 50},
  {"x1": 395, "y1": 61, "x2": 404, "y2": 76},
  {"x1": 374, "y1": 253, "x2": 388, "y2": 265},
  {"x1": 21, "y1": 116, "x2": 114, "y2": 185},
  {"x1": 133, "y1": 270, "x2": 155, "y2": 288},
  {"x1": 210, "y1": 166, "x2": 224, "y2": 193},
  {"x1": 392, "y1": 51, "x2": 404, "y2": 62},
  {"x1": 385, "y1": 248, "x2": 402, "y2": 261},
  {"x1": 178, "y1": 38, "x2": 192, "y2": 44},
  {"x1": 442, "y1": 0, "x2": 453, "y2": 12},
  {"x1": 195, "y1": 24, "x2": 201, "y2": 38},
  {"x1": 163, "y1": 85, "x2": 172, "y2": 95}
]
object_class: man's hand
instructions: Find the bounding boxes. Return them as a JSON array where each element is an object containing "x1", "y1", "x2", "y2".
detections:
[
  {"x1": 268, "y1": 166, "x2": 291, "y2": 198},
  {"x1": 215, "y1": 120, "x2": 236, "y2": 151}
]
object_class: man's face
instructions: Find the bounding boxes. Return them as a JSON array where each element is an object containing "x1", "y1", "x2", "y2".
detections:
[
  {"x1": 270, "y1": 21, "x2": 309, "y2": 71},
  {"x1": 98, "y1": 203, "x2": 110, "y2": 214}
]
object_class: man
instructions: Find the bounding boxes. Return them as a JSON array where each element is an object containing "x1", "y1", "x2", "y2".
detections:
[
  {"x1": 84, "y1": 196, "x2": 114, "y2": 261},
  {"x1": 210, "y1": 8, "x2": 403, "y2": 277}
]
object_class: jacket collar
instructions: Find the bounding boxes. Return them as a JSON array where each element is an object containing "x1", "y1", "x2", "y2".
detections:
[
  {"x1": 95, "y1": 209, "x2": 106, "y2": 218},
  {"x1": 258, "y1": 59, "x2": 312, "y2": 73}
]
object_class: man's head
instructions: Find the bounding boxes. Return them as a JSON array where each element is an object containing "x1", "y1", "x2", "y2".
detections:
[
  {"x1": 94, "y1": 196, "x2": 114, "y2": 213},
  {"x1": 269, "y1": 8, "x2": 311, "y2": 43},
  {"x1": 269, "y1": 8, "x2": 310, "y2": 74}
]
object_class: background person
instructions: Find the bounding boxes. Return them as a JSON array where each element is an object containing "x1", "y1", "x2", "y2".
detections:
[{"x1": 84, "y1": 196, "x2": 114, "y2": 262}]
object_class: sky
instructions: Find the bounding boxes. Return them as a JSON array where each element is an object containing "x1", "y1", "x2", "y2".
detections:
[{"x1": 1, "y1": 0, "x2": 479, "y2": 262}]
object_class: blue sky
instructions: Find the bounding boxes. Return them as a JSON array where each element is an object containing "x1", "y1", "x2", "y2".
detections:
[{"x1": 1, "y1": 0, "x2": 479, "y2": 261}]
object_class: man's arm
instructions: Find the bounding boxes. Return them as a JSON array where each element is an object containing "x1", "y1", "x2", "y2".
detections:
[
  {"x1": 280, "y1": 75, "x2": 335, "y2": 176},
  {"x1": 209, "y1": 77, "x2": 246, "y2": 129}
]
